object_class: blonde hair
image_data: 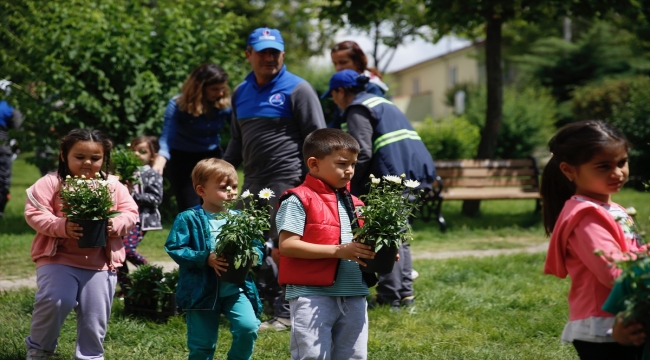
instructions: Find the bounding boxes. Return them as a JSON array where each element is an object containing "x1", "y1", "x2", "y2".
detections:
[
  {"x1": 176, "y1": 63, "x2": 231, "y2": 116},
  {"x1": 191, "y1": 158, "x2": 238, "y2": 190}
]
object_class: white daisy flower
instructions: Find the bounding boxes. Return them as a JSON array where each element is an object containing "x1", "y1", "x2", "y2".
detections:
[
  {"x1": 95, "y1": 172, "x2": 101, "y2": 178},
  {"x1": 383, "y1": 175, "x2": 402, "y2": 184},
  {"x1": 76, "y1": 180, "x2": 83, "y2": 185},
  {"x1": 249, "y1": 216, "x2": 255, "y2": 220},
  {"x1": 626, "y1": 207, "x2": 637, "y2": 216},
  {"x1": 66, "y1": 175, "x2": 71, "y2": 179},
  {"x1": 226, "y1": 186, "x2": 232, "y2": 191},
  {"x1": 369, "y1": 174, "x2": 375, "y2": 179},
  {"x1": 240, "y1": 190, "x2": 251, "y2": 199},
  {"x1": 258, "y1": 188, "x2": 275, "y2": 199},
  {"x1": 371, "y1": 177, "x2": 381, "y2": 184},
  {"x1": 80, "y1": 175, "x2": 86, "y2": 179},
  {"x1": 404, "y1": 179, "x2": 421, "y2": 188},
  {"x1": 400, "y1": 173, "x2": 406, "y2": 178}
]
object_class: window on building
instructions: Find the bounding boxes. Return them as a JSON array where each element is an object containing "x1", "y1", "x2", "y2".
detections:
[
  {"x1": 448, "y1": 66, "x2": 458, "y2": 88},
  {"x1": 412, "y1": 77, "x2": 420, "y2": 95}
]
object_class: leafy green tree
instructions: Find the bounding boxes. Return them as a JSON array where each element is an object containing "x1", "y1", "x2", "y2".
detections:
[
  {"x1": 321, "y1": 0, "x2": 625, "y2": 215},
  {"x1": 611, "y1": 0, "x2": 650, "y2": 53},
  {"x1": 514, "y1": 21, "x2": 642, "y2": 126},
  {"x1": 1, "y1": 0, "x2": 245, "y2": 162},
  {"x1": 421, "y1": 0, "x2": 634, "y2": 216}
]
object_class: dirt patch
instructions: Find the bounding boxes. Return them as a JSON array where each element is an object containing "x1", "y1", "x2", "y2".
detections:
[
  {"x1": 0, "y1": 262, "x2": 179, "y2": 292},
  {"x1": 413, "y1": 242, "x2": 548, "y2": 260},
  {"x1": 0, "y1": 244, "x2": 549, "y2": 292}
]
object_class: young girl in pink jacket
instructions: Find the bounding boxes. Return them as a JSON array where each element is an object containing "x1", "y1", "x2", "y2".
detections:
[
  {"x1": 24, "y1": 129, "x2": 138, "y2": 360},
  {"x1": 542, "y1": 120, "x2": 644, "y2": 360}
]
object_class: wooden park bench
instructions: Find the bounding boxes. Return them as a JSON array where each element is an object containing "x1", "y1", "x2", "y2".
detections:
[{"x1": 419, "y1": 158, "x2": 542, "y2": 232}]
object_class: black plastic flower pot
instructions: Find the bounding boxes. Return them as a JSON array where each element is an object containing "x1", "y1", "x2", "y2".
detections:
[
  {"x1": 76, "y1": 219, "x2": 108, "y2": 248},
  {"x1": 361, "y1": 242, "x2": 399, "y2": 275},
  {"x1": 124, "y1": 292, "x2": 178, "y2": 323},
  {"x1": 220, "y1": 253, "x2": 253, "y2": 285}
]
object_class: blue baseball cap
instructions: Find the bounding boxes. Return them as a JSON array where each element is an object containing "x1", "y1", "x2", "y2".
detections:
[
  {"x1": 248, "y1": 28, "x2": 284, "y2": 52},
  {"x1": 321, "y1": 70, "x2": 364, "y2": 99}
]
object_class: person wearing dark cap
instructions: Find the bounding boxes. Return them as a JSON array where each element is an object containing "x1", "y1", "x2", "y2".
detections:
[
  {"x1": 0, "y1": 89, "x2": 23, "y2": 217},
  {"x1": 323, "y1": 69, "x2": 437, "y2": 311},
  {"x1": 223, "y1": 27, "x2": 326, "y2": 331}
]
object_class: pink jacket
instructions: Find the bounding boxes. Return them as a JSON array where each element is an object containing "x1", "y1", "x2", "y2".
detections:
[
  {"x1": 25, "y1": 173, "x2": 138, "y2": 271},
  {"x1": 544, "y1": 196, "x2": 641, "y2": 321}
]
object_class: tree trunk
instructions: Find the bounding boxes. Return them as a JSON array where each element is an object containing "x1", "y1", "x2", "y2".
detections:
[
  {"x1": 372, "y1": 20, "x2": 381, "y2": 68},
  {"x1": 462, "y1": 15, "x2": 503, "y2": 217}
]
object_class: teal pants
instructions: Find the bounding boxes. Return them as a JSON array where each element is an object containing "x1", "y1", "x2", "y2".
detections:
[{"x1": 186, "y1": 292, "x2": 260, "y2": 360}]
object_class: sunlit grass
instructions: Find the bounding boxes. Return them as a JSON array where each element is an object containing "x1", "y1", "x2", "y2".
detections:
[{"x1": 0, "y1": 253, "x2": 577, "y2": 359}]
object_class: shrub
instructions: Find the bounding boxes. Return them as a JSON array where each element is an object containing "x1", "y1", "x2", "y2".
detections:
[
  {"x1": 126, "y1": 264, "x2": 178, "y2": 304},
  {"x1": 571, "y1": 76, "x2": 650, "y2": 187},
  {"x1": 572, "y1": 77, "x2": 633, "y2": 121},
  {"x1": 464, "y1": 86, "x2": 557, "y2": 159},
  {"x1": 416, "y1": 117, "x2": 481, "y2": 160},
  {"x1": 2, "y1": 0, "x2": 246, "y2": 165}
]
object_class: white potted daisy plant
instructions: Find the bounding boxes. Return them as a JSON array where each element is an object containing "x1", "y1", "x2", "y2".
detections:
[
  {"x1": 59, "y1": 173, "x2": 121, "y2": 248},
  {"x1": 212, "y1": 188, "x2": 274, "y2": 284},
  {"x1": 353, "y1": 174, "x2": 422, "y2": 274}
]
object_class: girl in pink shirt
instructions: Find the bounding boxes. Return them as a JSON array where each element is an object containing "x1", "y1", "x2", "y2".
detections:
[
  {"x1": 24, "y1": 129, "x2": 138, "y2": 360},
  {"x1": 542, "y1": 120, "x2": 644, "y2": 360}
]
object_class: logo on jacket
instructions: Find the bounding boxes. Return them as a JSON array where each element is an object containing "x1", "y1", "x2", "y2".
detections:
[{"x1": 269, "y1": 93, "x2": 285, "y2": 106}]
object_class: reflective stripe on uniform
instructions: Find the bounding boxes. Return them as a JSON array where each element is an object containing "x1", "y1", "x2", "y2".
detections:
[
  {"x1": 362, "y1": 97, "x2": 393, "y2": 108},
  {"x1": 373, "y1": 129, "x2": 421, "y2": 153}
]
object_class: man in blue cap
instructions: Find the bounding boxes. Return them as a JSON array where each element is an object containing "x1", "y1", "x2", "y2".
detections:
[
  {"x1": 323, "y1": 69, "x2": 437, "y2": 312},
  {"x1": 223, "y1": 28, "x2": 326, "y2": 331}
]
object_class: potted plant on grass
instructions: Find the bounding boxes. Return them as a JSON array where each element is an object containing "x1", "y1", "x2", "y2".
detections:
[
  {"x1": 124, "y1": 264, "x2": 180, "y2": 322},
  {"x1": 213, "y1": 187, "x2": 273, "y2": 284},
  {"x1": 353, "y1": 174, "x2": 422, "y2": 274},
  {"x1": 59, "y1": 173, "x2": 121, "y2": 248}
]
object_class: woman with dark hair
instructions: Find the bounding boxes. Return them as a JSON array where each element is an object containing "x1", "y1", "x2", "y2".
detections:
[
  {"x1": 330, "y1": 41, "x2": 389, "y2": 97},
  {"x1": 152, "y1": 63, "x2": 231, "y2": 212},
  {"x1": 328, "y1": 41, "x2": 389, "y2": 130}
]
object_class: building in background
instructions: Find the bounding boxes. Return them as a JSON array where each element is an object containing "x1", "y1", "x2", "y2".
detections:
[{"x1": 388, "y1": 42, "x2": 484, "y2": 122}]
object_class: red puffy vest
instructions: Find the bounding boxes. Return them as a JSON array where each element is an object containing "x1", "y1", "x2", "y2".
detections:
[{"x1": 278, "y1": 174, "x2": 364, "y2": 286}]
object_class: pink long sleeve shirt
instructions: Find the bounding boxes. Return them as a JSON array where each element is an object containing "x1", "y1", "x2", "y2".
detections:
[
  {"x1": 25, "y1": 173, "x2": 138, "y2": 272},
  {"x1": 544, "y1": 196, "x2": 643, "y2": 342}
]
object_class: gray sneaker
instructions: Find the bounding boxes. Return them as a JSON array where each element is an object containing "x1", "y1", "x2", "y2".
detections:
[
  {"x1": 401, "y1": 296, "x2": 415, "y2": 307},
  {"x1": 26, "y1": 349, "x2": 59, "y2": 360},
  {"x1": 258, "y1": 317, "x2": 291, "y2": 331}
]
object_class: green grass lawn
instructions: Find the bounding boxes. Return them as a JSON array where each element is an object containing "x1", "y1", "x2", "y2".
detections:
[
  {"x1": 0, "y1": 253, "x2": 576, "y2": 359},
  {"x1": 3, "y1": 155, "x2": 649, "y2": 359}
]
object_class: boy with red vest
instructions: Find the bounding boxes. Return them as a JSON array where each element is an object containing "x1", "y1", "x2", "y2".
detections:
[{"x1": 277, "y1": 128, "x2": 376, "y2": 359}]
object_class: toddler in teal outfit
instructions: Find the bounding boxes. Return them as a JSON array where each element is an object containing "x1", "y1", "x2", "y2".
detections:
[{"x1": 165, "y1": 158, "x2": 263, "y2": 360}]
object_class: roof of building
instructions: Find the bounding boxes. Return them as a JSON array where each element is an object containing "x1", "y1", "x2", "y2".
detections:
[{"x1": 389, "y1": 41, "x2": 483, "y2": 75}]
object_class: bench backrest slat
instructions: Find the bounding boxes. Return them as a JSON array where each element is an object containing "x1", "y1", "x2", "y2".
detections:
[
  {"x1": 444, "y1": 178, "x2": 539, "y2": 188},
  {"x1": 434, "y1": 158, "x2": 540, "y2": 191},
  {"x1": 436, "y1": 168, "x2": 537, "y2": 178},
  {"x1": 435, "y1": 159, "x2": 535, "y2": 168}
]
